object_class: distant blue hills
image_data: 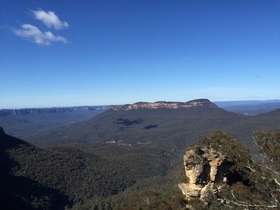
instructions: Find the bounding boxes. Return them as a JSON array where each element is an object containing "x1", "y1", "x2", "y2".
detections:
[{"x1": 215, "y1": 99, "x2": 280, "y2": 115}]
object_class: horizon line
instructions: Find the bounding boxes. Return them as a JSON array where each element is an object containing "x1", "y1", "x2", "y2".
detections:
[{"x1": 1, "y1": 98, "x2": 280, "y2": 110}]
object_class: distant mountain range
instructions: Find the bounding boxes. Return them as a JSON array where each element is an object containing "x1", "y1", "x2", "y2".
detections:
[
  {"x1": 2, "y1": 99, "x2": 280, "y2": 144},
  {"x1": 25, "y1": 99, "x2": 280, "y2": 150},
  {"x1": 215, "y1": 99, "x2": 280, "y2": 115},
  {"x1": 0, "y1": 106, "x2": 111, "y2": 137},
  {"x1": 0, "y1": 106, "x2": 111, "y2": 117}
]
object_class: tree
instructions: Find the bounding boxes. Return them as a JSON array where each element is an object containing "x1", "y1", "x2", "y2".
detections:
[{"x1": 216, "y1": 130, "x2": 280, "y2": 209}]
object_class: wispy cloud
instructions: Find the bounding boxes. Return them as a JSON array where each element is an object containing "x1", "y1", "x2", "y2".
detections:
[
  {"x1": 13, "y1": 9, "x2": 69, "y2": 46},
  {"x1": 14, "y1": 24, "x2": 67, "y2": 46},
  {"x1": 32, "y1": 9, "x2": 69, "y2": 30}
]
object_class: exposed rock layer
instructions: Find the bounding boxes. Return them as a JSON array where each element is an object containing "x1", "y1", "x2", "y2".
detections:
[
  {"x1": 179, "y1": 146, "x2": 227, "y2": 204},
  {"x1": 112, "y1": 99, "x2": 217, "y2": 111},
  {"x1": 178, "y1": 138, "x2": 250, "y2": 210},
  {"x1": 178, "y1": 131, "x2": 256, "y2": 210},
  {"x1": 0, "y1": 106, "x2": 111, "y2": 116}
]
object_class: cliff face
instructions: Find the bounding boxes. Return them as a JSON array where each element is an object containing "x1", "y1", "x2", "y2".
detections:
[
  {"x1": 0, "y1": 106, "x2": 111, "y2": 117},
  {"x1": 112, "y1": 99, "x2": 218, "y2": 111},
  {"x1": 178, "y1": 131, "x2": 253, "y2": 209},
  {"x1": 178, "y1": 146, "x2": 227, "y2": 205}
]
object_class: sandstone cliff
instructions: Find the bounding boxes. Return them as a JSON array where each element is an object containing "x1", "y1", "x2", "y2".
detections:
[
  {"x1": 112, "y1": 99, "x2": 218, "y2": 111},
  {"x1": 178, "y1": 130, "x2": 280, "y2": 210},
  {"x1": 178, "y1": 145, "x2": 227, "y2": 208},
  {"x1": 178, "y1": 131, "x2": 254, "y2": 209},
  {"x1": 0, "y1": 106, "x2": 111, "y2": 117}
]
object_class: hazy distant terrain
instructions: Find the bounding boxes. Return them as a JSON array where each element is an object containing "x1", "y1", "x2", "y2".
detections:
[
  {"x1": 0, "y1": 106, "x2": 111, "y2": 137},
  {"x1": 215, "y1": 100, "x2": 280, "y2": 115},
  {"x1": 24, "y1": 99, "x2": 280, "y2": 150},
  {"x1": 2, "y1": 100, "x2": 280, "y2": 139}
]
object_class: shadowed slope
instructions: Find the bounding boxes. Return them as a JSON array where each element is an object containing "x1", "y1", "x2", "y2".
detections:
[{"x1": 0, "y1": 127, "x2": 68, "y2": 210}]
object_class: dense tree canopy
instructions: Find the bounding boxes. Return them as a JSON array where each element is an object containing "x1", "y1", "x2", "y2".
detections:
[{"x1": 1, "y1": 128, "x2": 280, "y2": 209}]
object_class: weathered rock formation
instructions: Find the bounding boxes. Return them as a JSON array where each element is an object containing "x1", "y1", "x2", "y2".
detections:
[
  {"x1": 112, "y1": 99, "x2": 218, "y2": 111},
  {"x1": 178, "y1": 146, "x2": 226, "y2": 206},
  {"x1": 178, "y1": 131, "x2": 252, "y2": 209}
]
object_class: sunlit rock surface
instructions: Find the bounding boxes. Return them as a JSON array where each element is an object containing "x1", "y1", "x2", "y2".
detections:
[{"x1": 112, "y1": 99, "x2": 218, "y2": 111}]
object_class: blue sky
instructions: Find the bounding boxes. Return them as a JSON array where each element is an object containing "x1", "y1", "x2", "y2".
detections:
[{"x1": 1, "y1": 0, "x2": 280, "y2": 108}]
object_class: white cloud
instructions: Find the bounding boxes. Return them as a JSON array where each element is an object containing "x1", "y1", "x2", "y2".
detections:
[
  {"x1": 32, "y1": 9, "x2": 69, "y2": 30},
  {"x1": 14, "y1": 24, "x2": 67, "y2": 46}
]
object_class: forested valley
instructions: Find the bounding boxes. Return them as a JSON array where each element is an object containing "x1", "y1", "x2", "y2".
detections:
[{"x1": 1, "y1": 99, "x2": 280, "y2": 209}]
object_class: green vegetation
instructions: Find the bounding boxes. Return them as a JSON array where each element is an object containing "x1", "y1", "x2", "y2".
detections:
[
  {"x1": 2, "y1": 129, "x2": 280, "y2": 209},
  {"x1": 185, "y1": 130, "x2": 280, "y2": 209},
  {"x1": 2, "y1": 127, "x2": 181, "y2": 209},
  {"x1": 1, "y1": 101, "x2": 280, "y2": 209},
  {"x1": 200, "y1": 130, "x2": 252, "y2": 179}
]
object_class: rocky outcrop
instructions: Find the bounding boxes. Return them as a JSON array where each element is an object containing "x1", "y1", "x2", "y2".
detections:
[
  {"x1": 178, "y1": 146, "x2": 227, "y2": 206},
  {"x1": 178, "y1": 131, "x2": 252, "y2": 209},
  {"x1": 112, "y1": 99, "x2": 218, "y2": 111}
]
